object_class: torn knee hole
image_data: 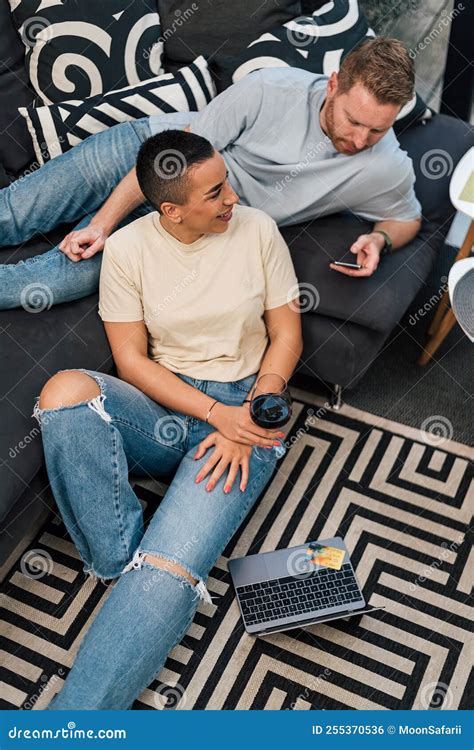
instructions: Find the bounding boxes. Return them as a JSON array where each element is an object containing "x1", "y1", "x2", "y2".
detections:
[{"x1": 144, "y1": 554, "x2": 197, "y2": 586}]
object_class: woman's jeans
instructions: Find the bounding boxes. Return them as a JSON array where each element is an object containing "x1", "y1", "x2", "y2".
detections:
[
  {"x1": 0, "y1": 118, "x2": 154, "y2": 310},
  {"x1": 34, "y1": 369, "x2": 277, "y2": 710}
]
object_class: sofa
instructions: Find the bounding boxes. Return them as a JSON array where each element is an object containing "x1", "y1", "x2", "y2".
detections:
[{"x1": 1, "y1": 0, "x2": 473, "y2": 570}]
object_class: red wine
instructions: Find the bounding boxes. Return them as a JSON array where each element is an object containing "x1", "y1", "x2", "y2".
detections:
[{"x1": 250, "y1": 393, "x2": 291, "y2": 429}]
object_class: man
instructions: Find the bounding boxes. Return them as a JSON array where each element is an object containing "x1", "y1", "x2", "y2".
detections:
[{"x1": 0, "y1": 37, "x2": 421, "y2": 310}]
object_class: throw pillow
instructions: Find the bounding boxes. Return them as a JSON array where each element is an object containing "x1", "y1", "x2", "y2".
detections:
[
  {"x1": 19, "y1": 56, "x2": 215, "y2": 165},
  {"x1": 8, "y1": 0, "x2": 164, "y2": 105},
  {"x1": 229, "y1": 0, "x2": 432, "y2": 132},
  {"x1": 157, "y1": 0, "x2": 301, "y2": 90}
]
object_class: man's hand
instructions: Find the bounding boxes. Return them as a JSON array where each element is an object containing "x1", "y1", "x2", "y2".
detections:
[
  {"x1": 59, "y1": 224, "x2": 108, "y2": 262},
  {"x1": 208, "y1": 403, "x2": 284, "y2": 448},
  {"x1": 329, "y1": 232, "x2": 385, "y2": 278},
  {"x1": 193, "y1": 432, "x2": 253, "y2": 493}
]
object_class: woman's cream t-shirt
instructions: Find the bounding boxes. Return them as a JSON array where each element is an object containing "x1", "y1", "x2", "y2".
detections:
[{"x1": 99, "y1": 204, "x2": 299, "y2": 382}]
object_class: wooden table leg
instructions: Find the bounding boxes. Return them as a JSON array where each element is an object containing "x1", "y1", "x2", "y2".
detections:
[
  {"x1": 428, "y1": 221, "x2": 474, "y2": 336},
  {"x1": 418, "y1": 309, "x2": 457, "y2": 365},
  {"x1": 419, "y1": 219, "x2": 474, "y2": 365}
]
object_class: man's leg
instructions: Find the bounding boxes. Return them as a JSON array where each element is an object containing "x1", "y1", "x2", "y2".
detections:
[
  {"x1": 0, "y1": 206, "x2": 151, "y2": 310},
  {"x1": 0, "y1": 118, "x2": 151, "y2": 247}
]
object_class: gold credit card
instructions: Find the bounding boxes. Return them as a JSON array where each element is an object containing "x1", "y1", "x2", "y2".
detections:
[{"x1": 305, "y1": 543, "x2": 345, "y2": 571}]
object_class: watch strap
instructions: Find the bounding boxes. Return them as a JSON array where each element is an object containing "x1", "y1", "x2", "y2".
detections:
[{"x1": 373, "y1": 229, "x2": 393, "y2": 255}]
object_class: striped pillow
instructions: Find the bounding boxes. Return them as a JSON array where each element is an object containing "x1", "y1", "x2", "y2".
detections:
[{"x1": 19, "y1": 56, "x2": 215, "y2": 165}]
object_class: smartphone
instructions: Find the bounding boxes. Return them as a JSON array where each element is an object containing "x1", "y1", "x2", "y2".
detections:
[{"x1": 333, "y1": 261, "x2": 362, "y2": 270}]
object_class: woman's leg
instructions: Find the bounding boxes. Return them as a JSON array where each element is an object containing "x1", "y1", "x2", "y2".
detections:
[
  {"x1": 0, "y1": 119, "x2": 151, "y2": 247},
  {"x1": 47, "y1": 376, "x2": 277, "y2": 710},
  {"x1": 35, "y1": 369, "x2": 188, "y2": 579}
]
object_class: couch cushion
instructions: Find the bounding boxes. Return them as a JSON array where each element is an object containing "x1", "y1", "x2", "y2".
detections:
[
  {"x1": 281, "y1": 212, "x2": 438, "y2": 333},
  {"x1": 8, "y1": 0, "x2": 164, "y2": 104},
  {"x1": 158, "y1": 0, "x2": 301, "y2": 90},
  {"x1": 398, "y1": 114, "x2": 474, "y2": 225},
  {"x1": 0, "y1": 0, "x2": 35, "y2": 173},
  {"x1": 0, "y1": 281, "x2": 112, "y2": 525}
]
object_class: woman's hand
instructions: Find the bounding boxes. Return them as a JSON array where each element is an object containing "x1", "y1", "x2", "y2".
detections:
[
  {"x1": 59, "y1": 223, "x2": 109, "y2": 262},
  {"x1": 194, "y1": 431, "x2": 255, "y2": 493},
  {"x1": 209, "y1": 403, "x2": 284, "y2": 447}
]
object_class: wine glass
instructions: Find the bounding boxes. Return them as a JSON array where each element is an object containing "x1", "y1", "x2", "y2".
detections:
[{"x1": 248, "y1": 373, "x2": 292, "y2": 462}]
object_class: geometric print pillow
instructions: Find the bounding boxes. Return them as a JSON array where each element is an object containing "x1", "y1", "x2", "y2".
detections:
[
  {"x1": 230, "y1": 0, "x2": 432, "y2": 133},
  {"x1": 19, "y1": 56, "x2": 216, "y2": 165},
  {"x1": 9, "y1": 0, "x2": 164, "y2": 105}
]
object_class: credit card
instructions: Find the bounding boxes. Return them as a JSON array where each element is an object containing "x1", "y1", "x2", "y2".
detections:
[{"x1": 305, "y1": 543, "x2": 345, "y2": 570}]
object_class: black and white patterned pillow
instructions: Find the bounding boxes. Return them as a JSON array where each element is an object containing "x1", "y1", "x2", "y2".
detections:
[
  {"x1": 229, "y1": 0, "x2": 432, "y2": 132},
  {"x1": 9, "y1": 0, "x2": 164, "y2": 105},
  {"x1": 19, "y1": 56, "x2": 215, "y2": 165}
]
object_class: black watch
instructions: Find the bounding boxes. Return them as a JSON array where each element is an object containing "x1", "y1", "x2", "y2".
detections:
[{"x1": 373, "y1": 229, "x2": 393, "y2": 256}]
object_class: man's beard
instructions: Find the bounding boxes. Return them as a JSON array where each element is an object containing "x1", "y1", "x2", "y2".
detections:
[{"x1": 323, "y1": 98, "x2": 365, "y2": 155}]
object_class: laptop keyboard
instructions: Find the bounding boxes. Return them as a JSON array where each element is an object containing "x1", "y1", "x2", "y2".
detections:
[{"x1": 236, "y1": 563, "x2": 362, "y2": 627}]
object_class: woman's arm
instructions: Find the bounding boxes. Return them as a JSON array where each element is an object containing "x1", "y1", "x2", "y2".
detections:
[
  {"x1": 258, "y1": 300, "x2": 303, "y2": 383},
  {"x1": 210, "y1": 300, "x2": 303, "y2": 431},
  {"x1": 104, "y1": 320, "x2": 282, "y2": 447}
]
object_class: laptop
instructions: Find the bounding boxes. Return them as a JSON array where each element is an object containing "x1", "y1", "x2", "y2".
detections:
[{"x1": 228, "y1": 536, "x2": 385, "y2": 636}]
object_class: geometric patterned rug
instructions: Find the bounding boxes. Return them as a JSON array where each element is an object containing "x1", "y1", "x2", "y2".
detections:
[{"x1": 1, "y1": 390, "x2": 472, "y2": 710}]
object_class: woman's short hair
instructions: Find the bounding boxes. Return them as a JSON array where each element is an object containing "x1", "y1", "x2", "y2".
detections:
[{"x1": 136, "y1": 129, "x2": 215, "y2": 213}]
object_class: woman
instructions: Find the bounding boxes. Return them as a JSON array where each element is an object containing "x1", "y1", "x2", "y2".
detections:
[{"x1": 35, "y1": 129, "x2": 303, "y2": 709}]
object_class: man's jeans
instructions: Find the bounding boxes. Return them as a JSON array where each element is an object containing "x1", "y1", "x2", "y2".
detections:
[
  {"x1": 34, "y1": 369, "x2": 277, "y2": 710},
  {"x1": 0, "y1": 119, "x2": 153, "y2": 310}
]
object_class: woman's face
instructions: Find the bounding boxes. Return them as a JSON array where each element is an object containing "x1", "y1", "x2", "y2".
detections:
[{"x1": 164, "y1": 151, "x2": 240, "y2": 236}]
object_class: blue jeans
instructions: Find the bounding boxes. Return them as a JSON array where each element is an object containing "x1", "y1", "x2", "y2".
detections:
[
  {"x1": 34, "y1": 369, "x2": 277, "y2": 710},
  {"x1": 0, "y1": 119, "x2": 153, "y2": 310}
]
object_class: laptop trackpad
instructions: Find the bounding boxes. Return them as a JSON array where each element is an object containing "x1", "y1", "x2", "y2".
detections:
[{"x1": 228, "y1": 555, "x2": 268, "y2": 588}]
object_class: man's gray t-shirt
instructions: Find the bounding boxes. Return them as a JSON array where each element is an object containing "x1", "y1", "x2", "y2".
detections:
[{"x1": 148, "y1": 67, "x2": 421, "y2": 227}]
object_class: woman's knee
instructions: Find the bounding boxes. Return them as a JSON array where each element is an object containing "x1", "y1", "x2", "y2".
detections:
[{"x1": 39, "y1": 371, "x2": 100, "y2": 410}]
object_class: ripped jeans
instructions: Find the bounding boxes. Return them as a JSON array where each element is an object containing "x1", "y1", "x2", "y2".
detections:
[{"x1": 34, "y1": 369, "x2": 277, "y2": 710}]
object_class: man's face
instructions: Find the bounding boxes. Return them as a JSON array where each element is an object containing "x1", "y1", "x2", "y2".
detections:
[
  {"x1": 167, "y1": 151, "x2": 239, "y2": 235},
  {"x1": 323, "y1": 77, "x2": 401, "y2": 155}
]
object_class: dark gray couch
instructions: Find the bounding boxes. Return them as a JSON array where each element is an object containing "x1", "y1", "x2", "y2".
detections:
[{"x1": 1, "y1": 0, "x2": 473, "y2": 569}]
